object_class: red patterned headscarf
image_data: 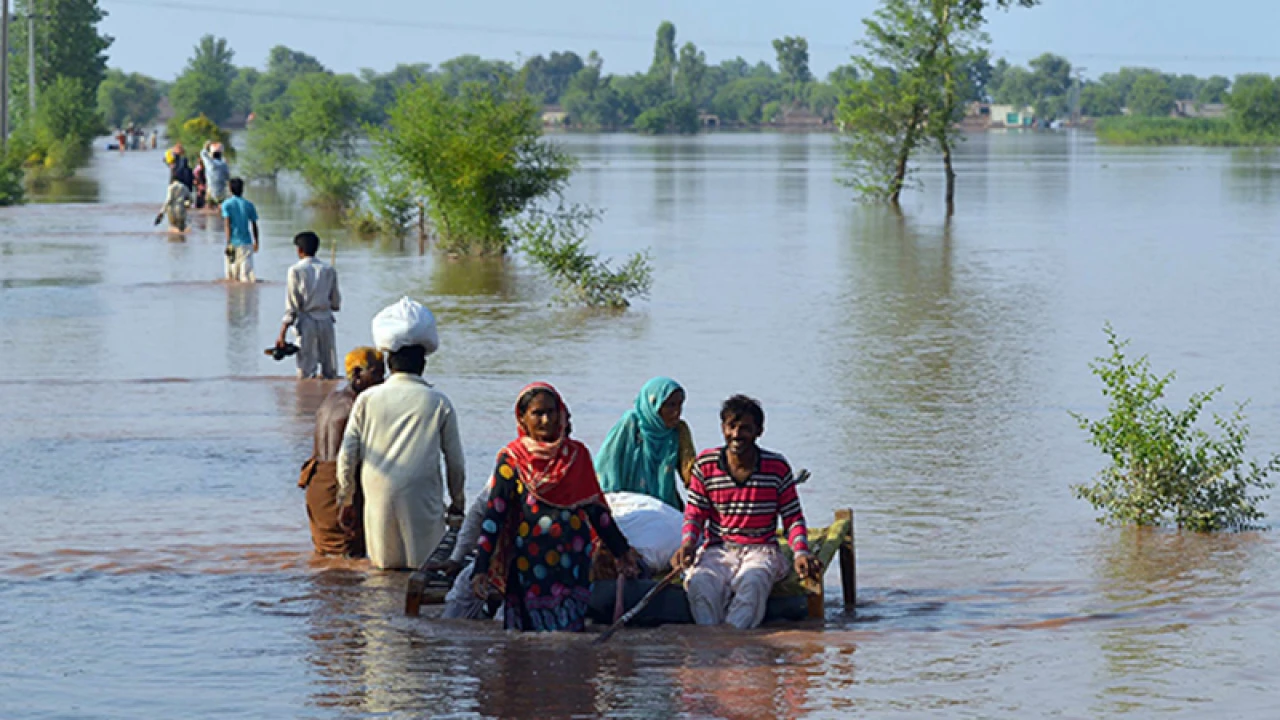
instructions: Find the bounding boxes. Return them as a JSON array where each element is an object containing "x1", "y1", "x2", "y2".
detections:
[{"x1": 502, "y1": 382, "x2": 605, "y2": 509}]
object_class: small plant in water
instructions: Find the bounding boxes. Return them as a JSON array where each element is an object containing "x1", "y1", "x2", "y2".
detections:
[
  {"x1": 514, "y1": 205, "x2": 653, "y2": 309},
  {"x1": 1072, "y1": 324, "x2": 1278, "y2": 532}
]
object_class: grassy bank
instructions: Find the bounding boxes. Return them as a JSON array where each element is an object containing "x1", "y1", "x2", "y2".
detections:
[{"x1": 1095, "y1": 117, "x2": 1280, "y2": 147}]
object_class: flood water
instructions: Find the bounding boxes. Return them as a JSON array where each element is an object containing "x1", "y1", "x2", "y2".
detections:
[{"x1": 4, "y1": 132, "x2": 1280, "y2": 718}]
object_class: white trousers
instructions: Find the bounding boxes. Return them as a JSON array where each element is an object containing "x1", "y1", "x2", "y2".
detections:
[
  {"x1": 224, "y1": 246, "x2": 256, "y2": 283},
  {"x1": 686, "y1": 543, "x2": 789, "y2": 629},
  {"x1": 296, "y1": 314, "x2": 338, "y2": 379}
]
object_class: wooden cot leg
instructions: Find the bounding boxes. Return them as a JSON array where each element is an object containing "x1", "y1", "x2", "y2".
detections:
[{"x1": 405, "y1": 569, "x2": 427, "y2": 617}]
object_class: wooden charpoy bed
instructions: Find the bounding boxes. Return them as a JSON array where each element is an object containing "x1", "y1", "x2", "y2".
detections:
[{"x1": 405, "y1": 509, "x2": 857, "y2": 624}]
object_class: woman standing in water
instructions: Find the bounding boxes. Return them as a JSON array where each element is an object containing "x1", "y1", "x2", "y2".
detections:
[
  {"x1": 471, "y1": 382, "x2": 638, "y2": 632},
  {"x1": 595, "y1": 377, "x2": 695, "y2": 510}
]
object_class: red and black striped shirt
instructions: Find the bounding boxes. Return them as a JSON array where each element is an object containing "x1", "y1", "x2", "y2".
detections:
[{"x1": 682, "y1": 446, "x2": 809, "y2": 554}]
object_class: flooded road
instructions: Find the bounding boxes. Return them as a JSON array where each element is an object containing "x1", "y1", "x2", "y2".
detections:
[{"x1": 3, "y1": 132, "x2": 1280, "y2": 718}]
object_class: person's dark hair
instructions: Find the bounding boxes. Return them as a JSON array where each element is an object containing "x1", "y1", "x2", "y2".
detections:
[
  {"x1": 229, "y1": 177, "x2": 244, "y2": 196},
  {"x1": 720, "y1": 394, "x2": 764, "y2": 427},
  {"x1": 387, "y1": 345, "x2": 427, "y2": 375},
  {"x1": 212, "y1": 151, "x2": 222, "y2": 160},
  {"x1": 293, "y1": 231, "x2": 321, "y2": 256},
  {"x1": 517, "y1": 388, "x2": 559, "y2": 417}
]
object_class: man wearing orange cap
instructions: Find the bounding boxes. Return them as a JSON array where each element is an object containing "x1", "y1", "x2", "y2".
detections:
[{"x1": 299, "y1": 347, "x2": 385, "y2": 557}]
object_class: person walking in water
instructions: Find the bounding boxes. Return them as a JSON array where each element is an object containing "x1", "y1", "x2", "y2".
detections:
[
  {"x1": 276, "y1": 231, "x2": 341, "y2": 379},
  {"x1": 300, "y1": 346, "x2": 385, "y2": 558},
  {"x1": 221, "y1": 178, "x2": 259, "y2": 283},
  {"x1": 337, "y1": 340, "x2": 466, "y2": 570},
  {"x1": 202, "y1": 142, "x2": 230, "y2": 208},
  {"x1": 157, "y1": 176, "x2": 191, "y2": 233},
  {"x1": 673, "y1": 394, "x2": 819, "y2": 629}
]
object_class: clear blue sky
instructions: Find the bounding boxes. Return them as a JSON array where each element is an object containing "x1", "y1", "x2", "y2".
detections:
[{"x1": 101, "y1": 0, "x2": 1280, "y2": 81}]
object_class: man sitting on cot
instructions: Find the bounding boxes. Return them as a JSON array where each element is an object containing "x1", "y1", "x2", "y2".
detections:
[{"x1": 672, "y1": 394, "x2": 820, "y2": 629}]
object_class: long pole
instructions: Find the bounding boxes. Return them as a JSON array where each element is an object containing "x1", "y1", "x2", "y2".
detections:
[
  {"x1": 1, "y1": 0, "x2": 9, "y2": 148},
  {"x1": 26, "y1": 5, "x2": 34, "y2": 113}
]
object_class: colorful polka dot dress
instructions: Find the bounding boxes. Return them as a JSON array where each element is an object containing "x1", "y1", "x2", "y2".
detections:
[{"x1": 473, "y1": 453, "x2": 631, "y2": 632}]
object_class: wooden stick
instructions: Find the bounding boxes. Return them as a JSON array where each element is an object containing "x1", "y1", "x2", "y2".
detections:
[
  {"x1": 593, "y1": 568, "x2": 682, "y2": 645},
  {"x1": 836, "y1": 508, "x2": 856, "y2": 611}
]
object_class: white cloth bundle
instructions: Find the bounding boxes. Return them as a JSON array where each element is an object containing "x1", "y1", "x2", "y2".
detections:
[
  {"x1": 371, "y1": 297, "x2": 439, "y2": 354},
  {"x1": 605, "y1": 491, "x2": 684, "y2": 572}
]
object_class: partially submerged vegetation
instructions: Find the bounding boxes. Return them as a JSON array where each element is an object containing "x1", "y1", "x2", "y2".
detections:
[
  {"x1": 1095, "y1": 117, "x2": 1280, "y2": 147},
  {"x1": 1072, "y1": 325, "x2": 1277, "y2": 532}
]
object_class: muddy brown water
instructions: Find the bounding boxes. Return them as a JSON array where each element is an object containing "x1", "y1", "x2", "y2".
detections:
[{"x1": 3, "y1": 133, "x2": 1280, "y2": 718}]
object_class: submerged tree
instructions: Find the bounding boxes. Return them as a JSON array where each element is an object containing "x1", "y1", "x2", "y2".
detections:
[{"x1": 839, "y1": 0, "x2": 1027, "y2": 209}]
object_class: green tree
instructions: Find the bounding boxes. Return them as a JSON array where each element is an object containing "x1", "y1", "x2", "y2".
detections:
[
  {"x1": 650, "y1": 21, "x2": 677, "y2": 84},
  {"x1": 437, "y1": 55, "x2": 513, "y2": 95},
  {"x1": 522, "y1": 51, "x2": 584, "y2": 104},
  {"x1": 992, "y1": 65, "x2": 1036, "y2": 106},
  {"x1": 772, "y1": 36, "x2": 813, "y2": 93},
  {"x1": 712, "y1": 77, "x2": 781, "y2": 124},
  {"x1": 8, "y1": 0, "x2": 112, "y2": 124},
  {"x1": 1198, "y1": 76, "x2": 1230, "y2": 104},
  {"x1": 169, "y1": 35, "x2": 237, "y2": 126},
  {"x1": 675, "y1": 42, "x2": 707, "y2": 106},
  {"x1": 97, "y1": 69, "x2": 160, "y2": 128},
  {"x1": 1027, "y1": 52, "x2": 1071, "y2": 121},
  {"x1": 250, "y1": 46, "x2": 329, "y2": 111},
  {"x1": 1227, "y1": 74, "x2": 1280, "y2": 134},
  {"x1": 375, "y1": 79, "x2": 573, "y2": 254},
  {"x1": 244, "y1": 73, "x2": 367, "y2": 207},
  {"x1": 12, "y1": 75, "x2": 101, "y2": 175},
  {"x1": 1127, "y1": 74, "x2": 1176, "y2": 117},
  {"x1": 1080, "y1": 82, "x2": 1124, "y2": 117},
  {"x1": 929, "y1": 2, "x2": 988, "y2": 212},
  {"x1": 229, "y1": 67, "x2": 259, "y2": 118}
]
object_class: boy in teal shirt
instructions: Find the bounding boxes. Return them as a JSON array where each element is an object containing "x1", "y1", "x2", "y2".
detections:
[{"x1": 222, "y1": 178, "x2": 259, "y2": 282}]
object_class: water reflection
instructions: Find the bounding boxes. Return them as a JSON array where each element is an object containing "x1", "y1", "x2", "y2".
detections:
[{"x1": 225, "y1": 282, "x2": 261, "y2": 375}]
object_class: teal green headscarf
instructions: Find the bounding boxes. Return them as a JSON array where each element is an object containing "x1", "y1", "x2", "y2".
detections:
[{"x1": 595, "y1": 376, "x2": 684, "y2": 509}]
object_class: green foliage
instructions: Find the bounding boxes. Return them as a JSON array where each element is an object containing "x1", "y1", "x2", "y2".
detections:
[
  {"x1": 633, "y1": 99, "x2": 698, "y2": 134},
  {"x1": 515, "y1": 206, "x2": 653, "y2": 309},
  {"x1": 522, "y1": 51, "x2": 585, "y2": 104},
  {"x1": 650, "y1": 21, "x2": 677, "y2": 81},
  {"x1": 1198, "y1": 76, "x2": 1231, "y2": 105},
  {"x1": 169, "y1": 35, "x2": 237, "y2": 125},
  {"x1": 250, "y1": 46, "x2": 329, "y2": 111},
  {"x1": 98, "y1": 69, "x2": 161, "y2": 128},
  {"x1": 1227, "y1": 74, "x2": 1280, "y2": 134},
  {"x1": 12, "y1": 76, "x2": 101, "y2": 177},
  {"x1": 169, "y1": 115, "x2": 233, "y2": 158},
  {"x1": 244, "y1": 73, "x2": 367, "y2": 208},
  {"x1": 1072, "y1": 325, "x2": 1277, "y2": 532},
  {"x1": 361, "y1": 149, "x2": 419, "y2": 237},
  {"x1": 229, "y1": 67, "x2": 260, "y2": 117},
  {"x1": 1096, "y1": 116, "x2": 1280, "y2": 146},
  {"x1": 1127, "y1": 74, "x2": 1176, "y2": 117},
  {"x1": 377, "y1": 79, "x2": 573, "y2": 254},
  {"x1": 8, "y1": 0, "x2": 111, "y2": 126},
  {"x1": 773, "y1": 36, "x2": 813, "y2": 88},
  {"x1": 0, "y1": 150, "x2": 26, "y2": 205}
]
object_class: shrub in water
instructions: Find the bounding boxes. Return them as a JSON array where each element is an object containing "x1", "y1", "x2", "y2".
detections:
[
  {"x1": 514, "y1": 206, "x2": 652, "y2": 309},
  {"x1": 1072, "y1": 325, "x2": 1277, "y2": 532}
]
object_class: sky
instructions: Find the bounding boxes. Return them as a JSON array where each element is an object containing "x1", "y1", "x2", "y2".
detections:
[{"x1": 100, "y1": 0, "x2": 1280, "y2": 82}]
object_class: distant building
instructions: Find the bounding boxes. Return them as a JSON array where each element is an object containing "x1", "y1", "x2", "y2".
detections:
[
  {"x1": 988, "y1": 104, "x2": 1036, "y2": 129},
  {"x1": 697, "y1": 112, "x2": 720, "y2": 129},
  {"x1": 541, "y1": 105, "x2": 569, "y2": 128},
  {"x1": 1173, "y1": 100, "x2": 1227, "y2": 119}
]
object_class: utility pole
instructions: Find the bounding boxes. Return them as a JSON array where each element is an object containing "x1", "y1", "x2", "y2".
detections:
[
  {"x1": 26, "y1": 3, "x2": 34, "y2": 113},
  {"x1": 1, "y1": 0, "x2": 9, "y2": 148},
  {"x1": 1069, "y1": 67, "x2": 1086, "y2": 126}
]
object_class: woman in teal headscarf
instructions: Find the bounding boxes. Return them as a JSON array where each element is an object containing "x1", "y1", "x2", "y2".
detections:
[{"x1": 595, "y1": 376, "x2": 696, "y2": 510}]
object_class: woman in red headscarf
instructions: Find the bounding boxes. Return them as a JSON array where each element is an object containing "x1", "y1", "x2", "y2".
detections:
[{"x1": 471, "y1": 383, "x2": 639, "y2": 632}]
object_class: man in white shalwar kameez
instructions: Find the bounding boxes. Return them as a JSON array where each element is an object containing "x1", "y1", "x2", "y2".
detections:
[
  {"x1": 276, "y1": 231, "x2": 341, "y2": 380},
  {"x1": 336, "y1": 344, "x2": 466, "y2": 570}
]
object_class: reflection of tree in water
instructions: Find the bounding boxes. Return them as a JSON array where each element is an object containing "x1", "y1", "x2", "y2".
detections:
[
  {"x1": 1225, "y1": 148, "x2": 1280, "y2": 205},
  {"x1": 776, "y1": 134, "x2": 811, "y2": 214},
  {"x1": 1087, "y1": 527, "x2": 1261, "y2": 716},
  {"x1": 823, "y1": 208, "x2": 1048, "y2": 570}
]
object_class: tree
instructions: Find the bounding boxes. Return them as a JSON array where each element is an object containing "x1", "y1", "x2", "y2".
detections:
[
  {"x1": 675, "y1": 42, "x2": 707, "y2": 106},
  {"x1": 992, "y1": 65, "x2": 1036, "y2": 106},
  {"x1": 1080, "y1": 82, "x2": 1124, "y2": 117},
  {"x1": 840, "y1": 0, "x2": 983, "y2": 207},
  {"x1": 772, "y1": 36, "x2": 813, "y2": 94},
  {"x1": 375, "y1": 79, "x2": 573, "y2": 254},
  {"x1": 97, "y1": 69, "x2": 160, "y2": 128},
  {"x1": 522, "y1": 51, "x2": 584, "y2": 105},
  {"x1": 8, "y1": 0, "x2": 112, "y2": 123},
  {"x1": 229, "y1": 67, "x2": 259, "y2": 118},
  {"x1": 169, "y1": 35, "x2": 237, "y2": 126},
  {"x1": 1198, "y1": 76, "x2": 1230, "y2": 105},
  {"x1": 243, "y1": 73, "x2": 367, "y2": 207},
  {"x1": 929, "y1": 2, "x2": 988, "y2": 212},
  {"x1": 1127, "y1": 74, "x2": 1175, "y2": 117},
  {"x1": 437, "y1": 55, "x2": 513, "y2": 95},
  {"x1": 1227, "y1": 74, "x2": 1280, "y2": 134},
  {"x1": 1028, "y1": 52, "x2": 1071, "y2": 121},
  {"x1": 650, "y1": 21, "x2": 677, "y2": 83},
  {"x1": 250, "y1": 46, "x2": 329, "y2": 111}
]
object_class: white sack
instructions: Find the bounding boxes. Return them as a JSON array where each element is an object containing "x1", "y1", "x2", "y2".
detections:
[
  {"x1": 371, "y1": 297, "x2": 439, "y2": 354},
  {"x1": 605, "y1": 491, "x2": 684, "y2": 572}
]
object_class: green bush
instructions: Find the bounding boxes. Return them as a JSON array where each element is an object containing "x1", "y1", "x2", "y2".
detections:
[
  {"x1": 0, "y1": 152, "x2": 25, "y2": 206},
  {"x1": 1072, "y1": 325, "x2": 1278, "y2": 532},
  {"x1": 167, "y1": 114, "x2": 234, "y2": 158},
  {"x1": 514, "y1": 206, "x2": 652, "y2": 309},
  {"x1": 1095, "y1": 116, "x2": 1280, "y2": 147},
  {"x1": 376, "y1": 78, "x2": 573, "y2": 254}
]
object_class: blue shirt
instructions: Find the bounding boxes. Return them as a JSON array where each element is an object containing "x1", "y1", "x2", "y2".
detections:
[{"x1": 221, "y1": 196, "x2": 258, "y2": 247}]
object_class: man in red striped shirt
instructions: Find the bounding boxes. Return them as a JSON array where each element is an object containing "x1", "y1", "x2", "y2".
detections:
[{"x1": 673, "y1": 395, "x2": 818, "y2": 628}]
